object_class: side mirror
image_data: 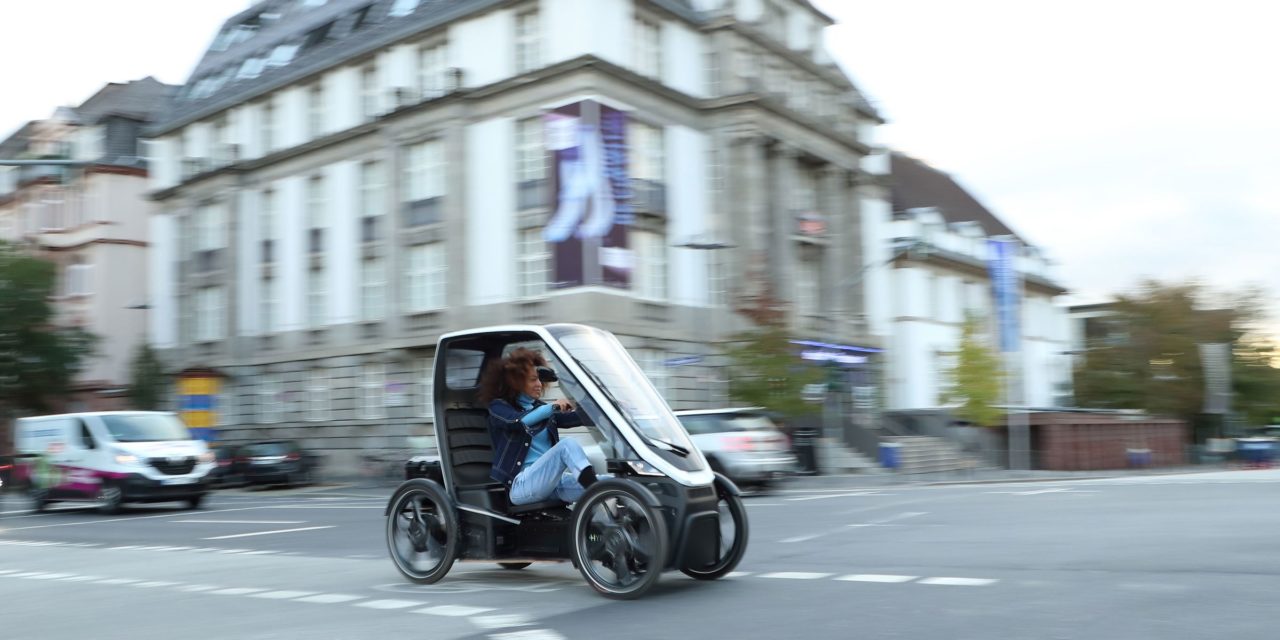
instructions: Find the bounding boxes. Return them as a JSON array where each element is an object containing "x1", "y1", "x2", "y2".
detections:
[{"x1": 536, "y1": 366, "x2": 558, "y2": 383}]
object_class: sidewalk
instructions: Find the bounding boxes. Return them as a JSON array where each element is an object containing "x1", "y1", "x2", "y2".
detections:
[{"x1": 776, "y1": 463, "x2": 1241, "y2": 490}]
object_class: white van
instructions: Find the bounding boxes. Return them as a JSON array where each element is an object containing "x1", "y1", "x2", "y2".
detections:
[{"x1": 15, "y1": 411, "x2": 214, "y2": 513}]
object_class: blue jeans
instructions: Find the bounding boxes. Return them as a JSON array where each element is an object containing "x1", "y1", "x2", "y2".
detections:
[{"x1": 510, "y1": 439, "x2": 595, "y2": 505}]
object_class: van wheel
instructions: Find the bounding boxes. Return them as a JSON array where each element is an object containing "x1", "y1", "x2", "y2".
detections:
[
  {"x1": 29, "y1": 487, "x2": 48, "y2": 513},
  {"x1": 187, "y1": 494, "x2": 204, "y2": 510},
  {"x1": 96, "y1": 484, "x2": 123, "y2": 515}
]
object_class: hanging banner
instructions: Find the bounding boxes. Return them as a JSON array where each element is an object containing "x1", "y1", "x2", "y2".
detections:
[
  {"x1": 544, "y1": 100, "x2": 632, "y2": 289},
  {"x1": 178, "y1": 374, "x2": 221, "y2": 442},
  {"x1": 987, "y1": 238, "x2": 1021, "y2": 353}
]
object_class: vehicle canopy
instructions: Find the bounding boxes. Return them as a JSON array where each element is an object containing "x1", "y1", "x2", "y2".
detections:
[{"x1": 433, "y1": 324, "x2": 713, "y2": 489}]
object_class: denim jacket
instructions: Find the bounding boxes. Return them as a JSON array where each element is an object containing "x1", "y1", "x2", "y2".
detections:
[{"x1": 487, "y1": 398, "x2": 583, "y2": 484}]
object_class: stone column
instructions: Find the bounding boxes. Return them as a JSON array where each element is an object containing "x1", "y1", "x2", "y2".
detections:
[
  {"x1": 769, "y1": 143, "x2": 798, "y2": 316},
  {"x1": 727, "y1": 129, "x2": 770, "y2": 301}
]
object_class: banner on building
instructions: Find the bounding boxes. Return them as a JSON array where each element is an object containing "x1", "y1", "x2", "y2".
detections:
[
  {"x1": 987, "y1": 238, "x2": 1021, "y2": 353},
  {"x1": 544, "y1": 100, "x2": 632, "y2": 289}
]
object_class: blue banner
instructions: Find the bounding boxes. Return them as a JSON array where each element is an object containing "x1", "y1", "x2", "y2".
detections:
[{"x1": 987, "y1": 238, "x2": 1021, "y2": 353}]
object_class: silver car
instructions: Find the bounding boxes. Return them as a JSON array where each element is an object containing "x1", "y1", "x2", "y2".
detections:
[{"x1": 674, "y1": 408, "x2": 797, "y2": 490}]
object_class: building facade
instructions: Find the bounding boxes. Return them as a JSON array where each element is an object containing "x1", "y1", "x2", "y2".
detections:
[
  {"x1": 145, "y1": 0, "x2": 883, "y2": 471},
  {"x1": 0, "y1": 77, "x2": 175, "y2": 411},
  {"x1": 866, "y1": 153, "x2": 1073, "y2": 417}
]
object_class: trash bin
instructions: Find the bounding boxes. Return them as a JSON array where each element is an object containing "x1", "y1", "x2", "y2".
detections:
[
  {"x1": 1237, "y1": 438, "x2": 1276, "y2": 468},
  {"x1": 792, "y1": 427, "x2": 819, "y2": 476},
  {"x1": 1126, "y1": 448, "x2": 1152, "y2": 468},
  {"x1": 879, "y1": 442, "x2": 902, "y2": 471}
]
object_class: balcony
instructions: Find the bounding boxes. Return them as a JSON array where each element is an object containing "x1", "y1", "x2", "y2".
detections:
[{"x1": 402, "y1": 197, "x2": 442, "y2": 228}]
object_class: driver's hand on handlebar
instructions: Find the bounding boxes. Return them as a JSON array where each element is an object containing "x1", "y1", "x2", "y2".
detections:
[{"x1": 552, "y1": 398, "x2": 575, "y2": 412}]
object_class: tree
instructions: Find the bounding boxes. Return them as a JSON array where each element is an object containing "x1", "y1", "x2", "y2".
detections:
[
  {"x1": 0, "y1": 242, "x2": 98, "y2": 426},
  {"x1": 940, "y1": 313, "x2": 1005, "y2": 427},
  {"x1": 127, "y1": 343, "x2": 167, "y2": 410},
  {"x1": 1073, "y1": 279, "x2": 1280, "y2": 433},
  {"x1": 723, "y1": 258, "x2": 824, "y2": 419}
]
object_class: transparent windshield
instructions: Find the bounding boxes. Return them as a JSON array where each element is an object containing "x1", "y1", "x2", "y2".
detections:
[
  {"x1": 101, "y1": 414, "x2": 193, "y2": 443},
  {"x1": 549, "y1": 325, "x2": 700, "y2": 470}
]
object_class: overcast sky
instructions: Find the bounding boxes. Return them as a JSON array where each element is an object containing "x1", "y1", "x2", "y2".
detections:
[{"x1": 2, "y1": 0, "x2": 1276, "y2": 330}]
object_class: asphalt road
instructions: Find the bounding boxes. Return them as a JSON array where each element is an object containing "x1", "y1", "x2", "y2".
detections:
[{"x1": 2, "y1": 469, "x2": 1278, "y2": 640}]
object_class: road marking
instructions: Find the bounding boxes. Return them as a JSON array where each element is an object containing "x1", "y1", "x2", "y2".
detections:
[
  {"x1": 135, "y1": 581, "x2": 181, "y2": 588},
  {"x1": 27, "y1": 572, "x2": 74, "y2": 580},
  {"x1": 356, "y1": 599, "x2": 426, "y2": 610},
  {"x1": 780, "y1": 534, "x2": 822, "y2": 544},
  {"x1": 172, "y1": 520, "x2": 306, "y2": 525},
  {"x1": 758, "y1": 572, "x2": 834, "y2": 580},
  {"x1": 489, "y1": 631, "x2": 567, "y2": 640},
  {"x1": 470, "y1": 614, "x2": 534, "y2": 630},
  {"x1": 837, "y1": 574, "x2": 918, "y2": 583},
  {"x1": 295, "y1": 594, "x2": 364, "y2": 604},
  {"x1": 725, "y1": 572, "x2": 752, "y2": 578},
  {"x1": 204, "y1": 525, "x2": 334, "y2": 540},
  {"x1": 211, "y1": 587, "x2": 268, "y2": 596},
  {"x1": 252, "y1": 590, "x2": 318, "y2": 600},
  {"x1": 179, "y1": 584, "x2": 221, "y2": 592},
  {"x1": 59, "y1": 575, "x2": 102, "y2": 582},
  {"x1": 918, "y1": 577, "x2": 997, "y2": 586},
  {"x1": 96, "y1": 578, "x2": 140, "y2": 585},
  {"x1": 0, "y1": 569, "x2": 22, "y2": 575},
  {"x1": 416, "y1": 605, "x2": 496, "y2": 617},
  {"x1": 2, "y1": 506, "x2": 276, "y2": 531},
  {"x1": 787, "y1": 491, "x2": 877, "y2": 501}
]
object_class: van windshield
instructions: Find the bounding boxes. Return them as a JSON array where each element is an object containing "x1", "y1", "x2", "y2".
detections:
[{"x1": 100, "y1": 414, "x2": 193, "y2": 442}]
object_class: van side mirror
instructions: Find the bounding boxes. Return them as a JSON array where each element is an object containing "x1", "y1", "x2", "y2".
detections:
[{"x1": 78, "y1": 421, "x2": 97, "y2": 450}]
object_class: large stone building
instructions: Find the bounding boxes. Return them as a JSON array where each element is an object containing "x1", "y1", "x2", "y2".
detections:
[
  {"x1": 0, "y1": 77, "x2": 175, "y2": 413},
  {"x1": 144, "y1": 0, "x2": 886, "y2": 470}
]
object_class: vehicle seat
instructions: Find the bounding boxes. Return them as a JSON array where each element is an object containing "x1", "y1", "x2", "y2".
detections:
[{"x1": 444, "y1": 408, "x2": 568, "y2": 515}]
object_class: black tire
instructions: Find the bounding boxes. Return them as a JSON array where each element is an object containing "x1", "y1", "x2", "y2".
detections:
[
  {"x1": 681, "y1": 480, "x2": 749, "y2": 581},
  {"x1": 386, "y1": 480, "x2": 457, "y2": 584},
  {"x1": 96, "y1": 484, "x2": 123, "y2": 515},
  {"x1": 187, "y1": 494, "x2": 204, "y2": 510},
  {"x1": 498, "y1": 562, "x2": 533, "y2": 570},
  {"x1": 571, "y1": 480, "x2": 669, "y2": 600},
  {"x1": 29, "y1": 487, "x2": 48, "y2": 513}
]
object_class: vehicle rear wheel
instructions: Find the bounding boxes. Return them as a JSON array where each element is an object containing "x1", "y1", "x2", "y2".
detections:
[
  {"x1": 29, "y1": 487, "x2": 48, "y2": 513},
  {"x1": 96, "y1": 484, "x2": 123, "y2": 515},
  {"x1": 498, "y1": 562, "x2": 532, "y2": 570},
  {"x1": 186, "y1": 494, "x2": 204, "y2": 510},
  {"x1": 680, "y1": 482, "x2": 749, "y2": 580},
  {"x1": 386, "y1": 480, "x2": 457, "y2": 584},
  {"x1": 571, "y1": 482, "x2": 668, "y2": 599}
]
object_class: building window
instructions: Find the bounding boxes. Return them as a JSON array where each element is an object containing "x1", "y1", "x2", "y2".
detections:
[
  {"x1": 634, "y1": 17, "x2": 662, "y2": 79},
  {"x1": 258, "y1": 374, "x2": 281, "y2": 424},
  {"x1": 308, "y1": 268, "x2": 326, "y2": 328},
  {"x1": 418, "y1": 355, "x2": 434, "y2": 418},
  {"x1": 629, "y1": 122, "x2": 665, "y2": 213},
  {"x1": 260, "y1": 99, "x2": 275, "y2": 155},
  {"x1": 361, "y1": 257, "x2": 386, "y2": 321},
  {"x1": 515, "y1": 117, "x2": 547, "y2": 210},
  {"x1": 195, "y1": 202, "x2": 227, "y2": 252},
  {"x1": 403, "y1": 139, "x2": 445, "y2": 227},
  {"x1": 633, "y1": 230, "x2": 667, "y2": 301},
  {"x1": 514, "y1": 9, "x2": 541, "y2": 74},
  {"x1": 795, "y1": 250, "x2": 820, "y2": 317},
  {"x1": 418, "y1": 42, "x2": 447, "y2": 99},
  {"x1": 261, "y1": 188, "x2": 276, "y2": 263},
  {"x1": 261, "y1": 276, "x2": 277, "y2": 334},
  {"x1": 634, "y1": 348, "x2": 669, "y2": 401},
  {"x1": 764, "y1": 0, "x2": 787, "y2": 42},
  {"x1": 360, "y1": 65, "x2": 379, "y2": 121},
  {"x1": 307, "y1": 83, "x2": 324, "y2": 139},
  {"x1": 406, "y1": 243, "x2": 446, "y2": 312},
  {"x1": 517, "y1": 228, "x2": 550, "y2": 298},
  {"x1": 195, "y1": 286, "x2": 225, "y2": 342},
  {"x1": 360, "y1": 363, "x2": 386, "y2": 420},
  {"x1": 65, "y1": 261, "x2": 93, "y2": 297},
  {"x1": 708, "y1": 250, "x2": 728, "y2": 307},
  {"x1": 360, "y1": 160, "x2": 384, "y2": 242},
  {"x1": 307, "y1": 367, "x2": 329, "y2": 422},
  {"x1": 307, "y1": 175, "x2": 325, "y2": 253}
]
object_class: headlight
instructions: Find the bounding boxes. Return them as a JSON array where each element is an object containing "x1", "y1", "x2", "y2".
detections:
[
  {"x1": 114, "y1": 454, "x2": 139, "y2": 465},
  {"x1": 199, "y1": 452, "x2": 215, "y2": 464},
  {"x1": 626, "y1": 460, "x2": 664, "y2": 477}
]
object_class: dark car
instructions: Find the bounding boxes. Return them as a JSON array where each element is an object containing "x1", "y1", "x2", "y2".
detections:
[
  {"x1": 0, "y1": 454, "x2": 13, "y2": 491},
  {"x1": 241, "y1": 441, "x2": 320, "y2": 486},
  {"x1": 206, "y1": 445, "x2": 246, "y2": 488}
]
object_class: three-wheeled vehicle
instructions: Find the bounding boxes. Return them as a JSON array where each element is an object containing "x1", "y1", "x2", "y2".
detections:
[{"x1": 385, "y1": 324, "x2": 748, "y2": 599}]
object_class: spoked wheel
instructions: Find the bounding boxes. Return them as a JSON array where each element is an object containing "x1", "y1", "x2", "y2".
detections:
[
  {"x1": 386, "y1": 480, "x2": 457, "y2": 584},
  {"x1": 681, "y1": 481, "x2": 749, "y2": 580},
  {"x1": 571, "y1": 482, "x2": 668, "y2": 599},
  {"x1": 96, "y1": 484, "x2": 123, "y2": 515}
]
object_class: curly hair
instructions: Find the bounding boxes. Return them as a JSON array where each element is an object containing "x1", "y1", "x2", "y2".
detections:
[{"x1": 477, "y1": 347, "x2": 548, "y2": 407}]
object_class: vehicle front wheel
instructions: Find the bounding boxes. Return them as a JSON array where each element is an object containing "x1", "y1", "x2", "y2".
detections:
[
  {"x1": 681, "y1": 480, "x2": 749, "y2": 580},
  {"x1": 386, "y1": 481, "x2": 457, "y2": 584},
  {"x1": 29, "y1": 487, "x2": 48, "y2": 513},
  {"x1": 571, "y1": 481, "x2": 669, "y2": 599},
  {"x1": 96, "y1": 484, "x2": 123, "y2": 515},
  {"x1": 186, "y1": 494, "x2": 204, "y2": 510}
]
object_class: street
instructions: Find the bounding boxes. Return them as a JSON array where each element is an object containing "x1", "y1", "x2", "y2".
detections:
[{"x1": 2, "y1": 469, "x2": 1278, "y2": 640}]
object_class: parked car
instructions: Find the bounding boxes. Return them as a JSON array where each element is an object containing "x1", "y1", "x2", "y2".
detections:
[
  {"x1": 674, "y1": 408, "x2": 797, "y2": 490},
  {"x1": 0, "y1": 454, "x2": 13, "y2": 491},
  {"x1": 206, "y1": 445, "x2": 246, "y2": 488},
  {"x1": 240, "y1": 441, "x2": 320, "y2": 487}
]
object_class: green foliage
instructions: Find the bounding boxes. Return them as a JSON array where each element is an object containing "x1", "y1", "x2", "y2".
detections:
[
  {"x1": 127, "y1": 344, "x2": 167, "y2": 410},
  {"x1": 0, "y1": 241, "x2": 98, "y2": 415},
  {"x1": 1073, "y1": 279, "x2": 1280, "y2": 430},
  {"x1": 940, "y1": 313, "x2": 1005, "y2": 427},
  {"x1": 724, "y1": 324, "x2": 825, "y2": 419}
]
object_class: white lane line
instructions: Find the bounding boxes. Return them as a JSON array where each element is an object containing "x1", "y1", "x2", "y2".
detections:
[
  {"x1": 3, "y1": 506, "x2": 275, "y2": 531},
  {"x1": 96, "y1": 578, "x2": 141, "y2": 585},
  {"x1": 0, "y1": 569, "x2": 23, "y2": 575},
  {"x1": 918, "y1": 577, "x2": 997, "y2": 586},
  {"x1": 135, "y1": 581, "x2": 181, "y2": 588},
  {"x1": 416, "y1": 605, "x2": 496, "y2": 617},
  {"x1": 27, "y1": 573, "x2": 74, "y2": 580},
  {"x1": 109, "y1": 545, "x2": 141, "y2": 550},
  {"x1": 725, "y1": 572, "x2": 752, "y2": 578},
  {"x1": 837, "y1": 574, "x2": 918, "y2": 583},
  {"x1": 211, "y1": 587, "x2": 268, "y2": 596},
  {"x1": 216, "y1": 548, "x2": 254, "y2": 553},
  {"x1": 787, "y1": 491, "x2": 877, "y2": 501},
  {"x1": 758, "y1": 572, "x2": 834, "y2": 580},
  {"x1": 58, "y1": 575, "x2": 102, "y2": 582},
  {"x1": 295, "y1": 594, "x2": 364, "y2": 604},
  {"x1": 988, "y1": 488, "x2": 1070, "y2": 496},
  {"x1": 241, "y1": 550, "x2": 277, "y2": 555},
  {"x1": 204, "y1": 525, "x2": 334, "y2": 540},
  {"x1": 780, "y1": 534, "x2": 822, "y2": 544},
  {"x1": 179, "y1": 585, "x2": 221, "y2": 593},
  {"x1": 252, "y1": 590, "x2": 318, "y2": 600},
  {"x1": 470, "y1": 615, "x2": 534, "y2": 630},
  {"x1": 172, "y1": 520, "x2": 306, "y2": 525},
  {"x1": 356, "y1": 599, "x2": 426, "y2": 610},
  {"x1": 490, "y1": 630, "x2": 567, "y2": 640}
]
